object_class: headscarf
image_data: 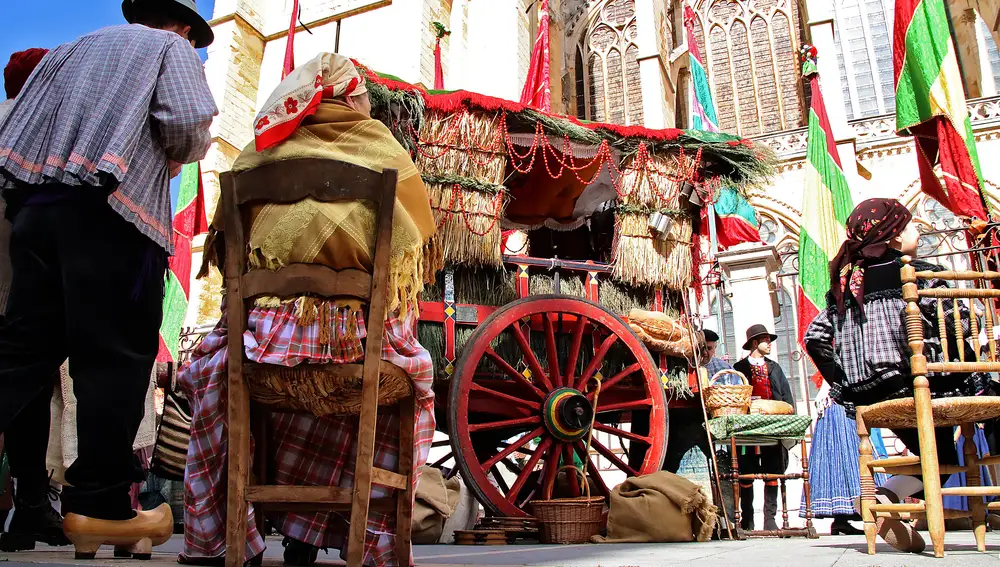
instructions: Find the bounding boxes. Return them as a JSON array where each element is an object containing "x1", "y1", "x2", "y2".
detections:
[
  {"x1": 4, "y1": 48, "x2": 48, "y2": 99},
  {"x1": 829, "y1": 198, "x2": 913, "y2": 314},
  {"x1": 252, "y1": 53, "x2": 368, "y2": 151}
]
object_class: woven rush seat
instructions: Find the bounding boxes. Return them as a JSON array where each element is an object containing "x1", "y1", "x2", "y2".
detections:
[
  {"x1": 860, "y1": 396, "x2": 1000, "y2": 430},
  {"x1": 245, "y1": 359, "x2": 412, "y2": 416}
]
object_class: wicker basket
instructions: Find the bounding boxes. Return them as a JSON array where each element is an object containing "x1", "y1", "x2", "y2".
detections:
[
  {"x1": 703, "y1": 369, "x2": 752, "y2": 418},
  {"x1": 529, "y1": 466, "x2": 604, "y2": 544},
  {"x1": 245, "y1": 361, "x2": 412, "y2": 416}
]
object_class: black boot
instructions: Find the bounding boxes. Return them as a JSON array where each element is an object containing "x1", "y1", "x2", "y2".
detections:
[
  {"x1": 0, "y1": 484, "x2": 70, "y2": 551},
  {"x1": 739, "y1": 486, "x2": 754, "y2": 531},
  {"x1": 763, "y1": 485, "x2": 779, "y2": 532},
  {"x1": 282, "y1": 537, "x2": 320, "y2": 567}
]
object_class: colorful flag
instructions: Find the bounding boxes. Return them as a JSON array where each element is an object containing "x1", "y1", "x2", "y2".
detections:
[
  {"x1": 157, "y1": 163, "x2": 210, "y2": 363},
  {"x1": 519, "y1": 0, "x2": 551, "y2": 111},
  {"x1": 894, "y1": 0, "x2": 988, "y2": 219},
  {"x1": 685, "y1": 4, "x2": 760, "y2": 248},
  {"x1": 706, "y1": 187, "x2": 761, "y2": 248},
  {"x1": 684, "y1": 5, "x2": 718, "y2": 133},
  {"x1": 282, "y1": 0, "x2": 299, "y2": 79},
  {"x1": 797, "y1": 46, "x2": 854, "y2": 387}
]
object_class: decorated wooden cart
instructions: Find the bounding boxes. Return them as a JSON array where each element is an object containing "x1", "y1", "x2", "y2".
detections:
[{"x1": 349, "y1": 64, "x2": 776, "y2": 519}]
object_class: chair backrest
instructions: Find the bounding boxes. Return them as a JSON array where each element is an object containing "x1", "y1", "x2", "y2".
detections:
[
  {"x1": 220, "y1": 158, "x2": 398, "y2": 305},
  {"x1": 901, "y1": 255, "x2": 1000, "y2": 375}
]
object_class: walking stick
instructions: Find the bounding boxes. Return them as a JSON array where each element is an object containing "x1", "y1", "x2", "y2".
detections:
[{"x1": 681, "y1": 292, "x2": 734, "y2": 541}]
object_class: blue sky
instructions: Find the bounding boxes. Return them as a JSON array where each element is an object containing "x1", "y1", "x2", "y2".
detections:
[{"x1": 0, "y1": 0, "x2": 217, "y2": 207}]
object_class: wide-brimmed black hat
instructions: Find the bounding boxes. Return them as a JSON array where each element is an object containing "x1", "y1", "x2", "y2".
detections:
[
  {"x1": 123, "y1": 0, "x2": 214, "y2": 48},
  {"x1": 742, "y1": 324, "x2": 778, "y2": 351}
]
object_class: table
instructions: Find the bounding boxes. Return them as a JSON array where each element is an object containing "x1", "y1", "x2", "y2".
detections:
[{"x1": 708, "y1": 414, "x2": 818, "y2": 540}]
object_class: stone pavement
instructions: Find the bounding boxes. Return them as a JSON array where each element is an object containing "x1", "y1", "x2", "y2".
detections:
[{"x1": 4, "y1": 533, "x2": 1000, "y2": 567}]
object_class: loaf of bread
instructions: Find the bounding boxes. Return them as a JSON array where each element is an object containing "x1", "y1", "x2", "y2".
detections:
[
  {"x1": 750, "y1": 399, "x2": 795, "y2": 415},
  {"x1": 627, "y1": 308, "x2": 702, "y2": 359}
]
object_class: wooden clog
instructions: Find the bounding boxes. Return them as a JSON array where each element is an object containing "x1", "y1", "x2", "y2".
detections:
[{"x1": 62, "y1": 503, "x2": 173, "y2": 560}]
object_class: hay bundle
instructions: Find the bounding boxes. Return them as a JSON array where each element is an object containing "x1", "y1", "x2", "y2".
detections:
[
  {"x1": 417, "y1": 109, "x2": 510, "y2": 266},
  {"x1": 612, "y1": 151, "x2": 695, "y2": 290},
  {"x1": 416, "y1": 110, "x2": 507, "y2": 182},
  {"x1": 425, "y1": 178, "x2": 507, "y2": 266}
]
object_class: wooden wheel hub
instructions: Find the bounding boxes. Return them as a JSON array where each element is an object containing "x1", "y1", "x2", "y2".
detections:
[{"x1": 542, "y1": 387, "x2": 593, "y2": 441}]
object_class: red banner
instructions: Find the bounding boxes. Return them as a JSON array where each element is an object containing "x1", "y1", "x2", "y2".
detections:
[{"x1": 519, "y1": 0, "x2": 551, "y2": 112}]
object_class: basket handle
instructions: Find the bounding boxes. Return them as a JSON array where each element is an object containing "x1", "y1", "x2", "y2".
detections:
[
  {"x1": 559, "y1": 465, "x2": 591, "y2": 500},
  {"x1": 709, "y1": 369, "x2": 748, "y2": 386}
]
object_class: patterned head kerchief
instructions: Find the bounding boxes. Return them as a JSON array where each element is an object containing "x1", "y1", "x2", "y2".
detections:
[
  {"x1": 252, "y1": 52, "x2": 368, "y2": 151},
  {"x1": 830, "y1": 198, "x2": 913, "y2": 315}
]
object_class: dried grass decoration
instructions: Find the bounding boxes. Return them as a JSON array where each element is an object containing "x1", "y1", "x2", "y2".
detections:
[
  {"x1": 612, "y1": 146, "x2": 695, "y2": 290},
  {"x1": 416, "y1": 109, "x2": 509, "y2": 266}
]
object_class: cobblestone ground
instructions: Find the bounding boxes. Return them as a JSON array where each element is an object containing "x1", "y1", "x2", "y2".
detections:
[{"x1": 4, "y1": 533, "x2": 1000, "y2": 567}]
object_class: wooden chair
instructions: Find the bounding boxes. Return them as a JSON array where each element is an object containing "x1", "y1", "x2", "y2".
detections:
[
  {"x1": 857, "y1": 255, "x2": 1000, "y2": 558},
  {"x1": 221, "y1": 158, "x2": 416, "y2": 567}
]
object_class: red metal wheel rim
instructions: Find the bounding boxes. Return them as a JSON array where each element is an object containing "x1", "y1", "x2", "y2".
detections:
[{"x1": 447, "y1": 295, "x2": 667, "y2": 518}]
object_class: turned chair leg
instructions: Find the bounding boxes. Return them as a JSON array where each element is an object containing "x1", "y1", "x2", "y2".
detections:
[
  {"x1": 856, "y1": 409, "x2": 877, "y2": 555},
  {"x1": 962, "y1": 423, "x2": 987, "y2": 553}
]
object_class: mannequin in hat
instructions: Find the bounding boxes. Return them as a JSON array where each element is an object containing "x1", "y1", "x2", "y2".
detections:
[
  {"x1": 732, "y1": 324, "x2": 795, "y2": 532},
  {"x1": 0, "y1": 0, "x2": 216, "y2": 558}
]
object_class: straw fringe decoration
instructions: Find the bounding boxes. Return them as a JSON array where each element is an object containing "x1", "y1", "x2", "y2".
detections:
[
  {"x1": 613, "y1": 212, "x2": 693, "y2": 290},
  {"x1": 416, "y1": 110, "x2": 507, "y2": 183},
  {"x1": 427, "y1": 182, "x2": 506, "y2": 266}
]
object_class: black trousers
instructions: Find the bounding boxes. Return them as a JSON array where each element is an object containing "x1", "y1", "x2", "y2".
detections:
[
  {"x1": 628, "y1": 408, "x2": 711, "y2": 473},
  {"x1": 0, "y1": 193, "x2": 162, "y2": 519}
]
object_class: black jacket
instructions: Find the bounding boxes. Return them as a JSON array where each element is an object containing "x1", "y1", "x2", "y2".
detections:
[{"x1": 732, "y1": 357, "x2": 795, "y2": 408}]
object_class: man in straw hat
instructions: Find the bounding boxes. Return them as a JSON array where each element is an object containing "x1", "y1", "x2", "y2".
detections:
[
  {"x1": 0, "y1": 0, "x2": 216, "y2": 554},
  {"x1": 732, "y1": 324, "x2": 795, "y2": 532}
]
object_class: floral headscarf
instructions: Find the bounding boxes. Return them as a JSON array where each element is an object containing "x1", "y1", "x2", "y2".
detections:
[
  {"x1": 829, "y1": 198, "x2": 913, "y2": 315},
  {"x1": 252, "y1": 53, "x2": 368, "y2": 151}
]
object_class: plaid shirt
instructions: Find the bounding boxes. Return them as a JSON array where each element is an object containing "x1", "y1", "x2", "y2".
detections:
[
  {"x1": 0, "y1": 25, "x2": 217, "y2": 252},
  {"x1": 178, "y1": 302, "x2": 435, "y2": 567},
  {"x1": 804, "y1": 259, "x2": 991, "y2": 417}
]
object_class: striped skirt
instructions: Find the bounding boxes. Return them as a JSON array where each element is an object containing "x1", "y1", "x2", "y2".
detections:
[
  {"x1": 800, "y1": 404, "x2": 887, "y2": 518},
  {"x1": 942, "y1": 426, "x2": 994, "y2": 511}
]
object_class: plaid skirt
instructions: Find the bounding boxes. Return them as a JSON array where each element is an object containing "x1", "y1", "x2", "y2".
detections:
[{"x1": 177, "y1": 302, "x2": 435, "y2": 567}]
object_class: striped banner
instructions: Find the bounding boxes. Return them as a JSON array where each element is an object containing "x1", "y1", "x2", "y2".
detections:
[
  {"x1": 797, "y1": 47, "x2": 853, "y2": 387},
  {"x1": 894, "y1": 0, "x2": 988, "y2": 219}
]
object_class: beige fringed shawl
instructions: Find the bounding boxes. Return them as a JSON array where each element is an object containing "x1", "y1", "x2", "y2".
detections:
[{"x1": 207, "y1": 100, "x2": 437, "y2": 313}]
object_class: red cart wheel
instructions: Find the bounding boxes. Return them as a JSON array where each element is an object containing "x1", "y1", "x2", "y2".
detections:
[{"x1": 447, "y1": 295, "x2": 668, "y2": 518}]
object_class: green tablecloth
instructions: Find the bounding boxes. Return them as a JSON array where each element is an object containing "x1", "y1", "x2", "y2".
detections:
[{"x1": 708, "y1": 414, "x2": 811, "y2": 441}]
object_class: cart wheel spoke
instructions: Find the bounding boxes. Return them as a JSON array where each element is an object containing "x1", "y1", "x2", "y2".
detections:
[
  {"x1": 595, "y1": 398, "x2": 653, "y2": 414},
  {"x1": 590, "y1": 437, "x2": 638, "y2": 477},
  {"x1": 507, "y1": 437, "x2": 552, "y2": 503},
  {"x1": 542, "y1": 315, "x2": 562, "y2": 387},
  {"x1": 482, "y1": 426, "x2": 544, "y2": 471},
  {"x1": 469, "y1": 416, "x2": 540, "y2": 433},
  {"x1": 587, "y1": 363, "x2": 642, "y2": 401},
  {"x1": 490, "y1": 465, "x2": 511, "y2": 494},
  {"x1": 564, "y1": 443, "x2": 581, "y2": 497},
  {"x1": 484, "y1": 348, "x2": 546, "y2": 400},
  {"x1": 541, "y1": 443, "x2": 560, "y2": 500},
  {"x1": 471, "y1": 382, "x2": 542, "y2": 412},
  {"x1": 563, "y1": 315, "x2": 588, "y2": 386},
  {"x1": 592, "y1": 421, "x2": 652, "y2": 445},
  {"x1": 509, "y1": 321, "x2": 554, "y2": 391},
  {"x1": 574, "y1": 440, "x2": 611, "y2": 498},
  {"x1": 575, "y1": 333, "x2": 618, "y2": 391}
]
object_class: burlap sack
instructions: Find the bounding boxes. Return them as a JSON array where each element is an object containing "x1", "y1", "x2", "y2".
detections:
[
  {"x1": 593, "y1": 471, "x2": 717, "y2": 544},
  {"x1": 412, "y1": 466, "x2": 461, "y2": 544}
]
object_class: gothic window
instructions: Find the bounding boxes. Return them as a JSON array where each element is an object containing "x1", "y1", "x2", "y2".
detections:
[
  {"x1": 575, "y1": 48, "x2": 587, "y2": 119},
  {"x1": 689, "y1": 0, "x2": 805, "y2": 136},
  {"x1": 578, "y1": 0, "x2": 644, "y2": 125},
  {"x1": 833, "y1": 0, "x2": 895, "y2": 120}
]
